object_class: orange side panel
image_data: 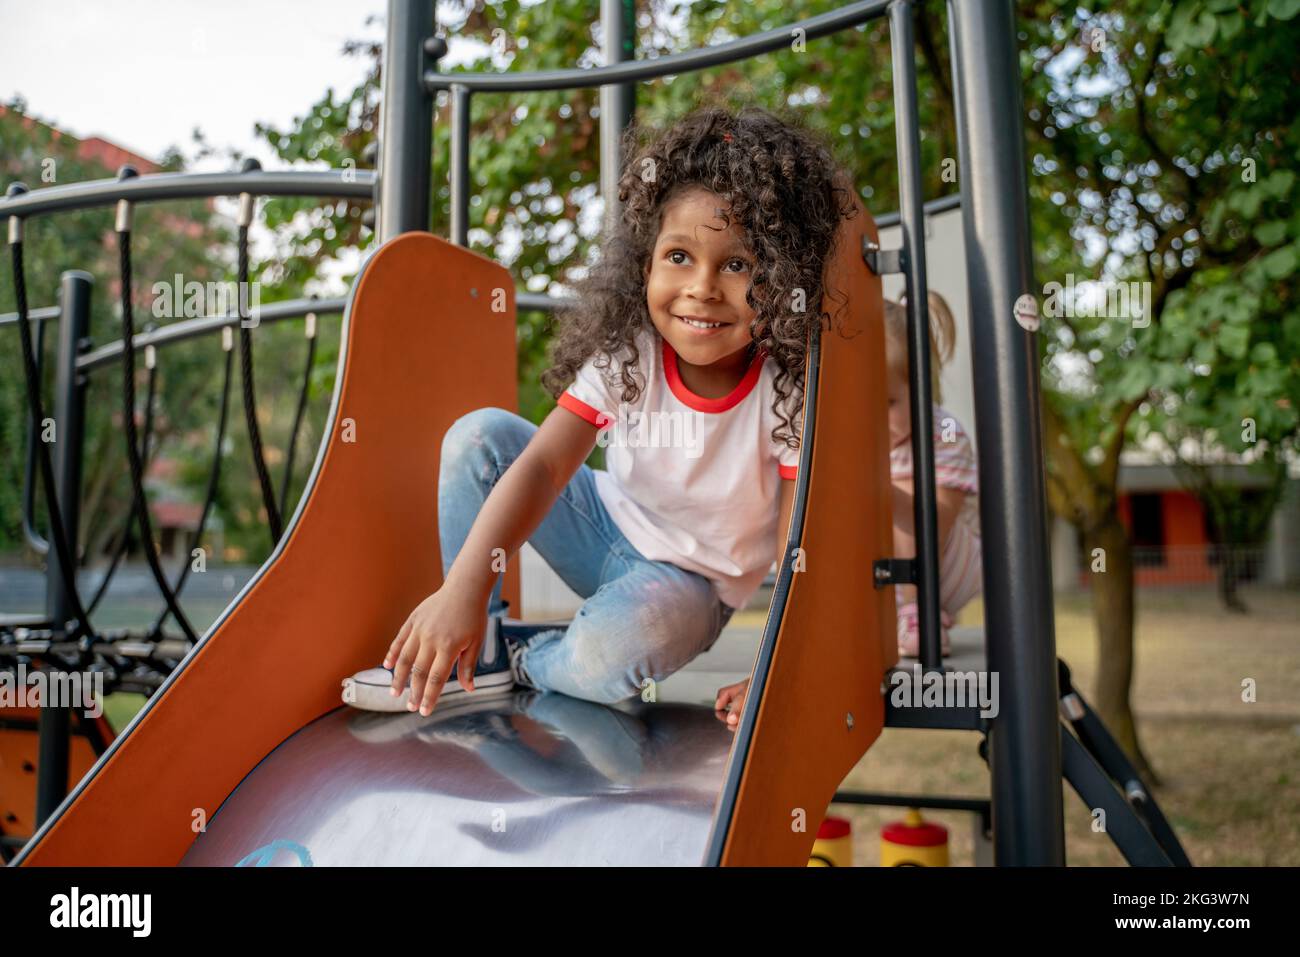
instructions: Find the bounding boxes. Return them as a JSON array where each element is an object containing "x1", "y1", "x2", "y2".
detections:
[
  {"x1": 21, "y1": 233, "x2": 521, "y2": 865},
  {"x1": 720, "y1": 195, "x2": 895, "y2": 865},
  {"x1": 0, "y1": 707, "x2": 106, "y2": 843}
]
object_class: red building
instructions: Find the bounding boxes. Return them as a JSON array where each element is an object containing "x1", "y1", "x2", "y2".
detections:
[{"x1": 1056, "y1": 458, "x2": 1299, "y2": 589}]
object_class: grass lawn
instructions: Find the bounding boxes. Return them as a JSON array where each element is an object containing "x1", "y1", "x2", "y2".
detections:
[{"x1": 830, "y1": 586, "x2": 1300, "y2": 866}]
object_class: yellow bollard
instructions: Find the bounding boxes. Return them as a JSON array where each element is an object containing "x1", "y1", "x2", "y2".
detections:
[
  {"x1": 808, "y1": 815, "x2": 853, "y2": 866},
  {"x1": 881, "y1": 808, "x2": 948, "y2": 866}
]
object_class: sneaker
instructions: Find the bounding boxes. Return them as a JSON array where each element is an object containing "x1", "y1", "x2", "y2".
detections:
[
  {"x1": 341, "y1": 611, "x2": 516, "y2": 712},
  {"x1": 503, "y1": 631, "x2": 538, "y2": 691},
  {"x1": 896, "y1": 602, "x2": 952, "y2": 658}
]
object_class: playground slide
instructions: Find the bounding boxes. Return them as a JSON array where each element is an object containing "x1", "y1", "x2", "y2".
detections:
[{"x1": 15, "y1": 201, "x2": 895, "y2": 866}]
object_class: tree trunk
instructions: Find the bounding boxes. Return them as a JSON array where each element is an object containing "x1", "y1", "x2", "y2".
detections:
[
  {"x1": 1085, "y1": 514, "x2": 1158, "y2": 784},
  {"x1": 1217, "y1": 549, "x2": 1248, "y2": 614}
]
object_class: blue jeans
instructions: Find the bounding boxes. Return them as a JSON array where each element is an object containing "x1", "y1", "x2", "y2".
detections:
[{"x1": 438, "y1": 407, "x2": 736, "y2": 705}]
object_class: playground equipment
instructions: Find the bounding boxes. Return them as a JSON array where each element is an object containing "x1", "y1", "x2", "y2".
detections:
[
  {"x1": 881, "y1": 809, "x2": 949, "y2": 867},
  {"x1": 0, "y1": 0, "x2": 1191, "y2": 866}
]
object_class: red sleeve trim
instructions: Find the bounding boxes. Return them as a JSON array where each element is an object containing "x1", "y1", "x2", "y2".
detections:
[
  {"x1": 558, "y1": 391, "x2": 612, "y2": 429},
  {"x1": 778, "y1": 464, "x2": 798, "y2": 480}
]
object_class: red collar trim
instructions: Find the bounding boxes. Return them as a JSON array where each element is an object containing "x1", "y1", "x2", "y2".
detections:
[{"x1": 662, "y1": 338, "x2": 766, "y2": 413}]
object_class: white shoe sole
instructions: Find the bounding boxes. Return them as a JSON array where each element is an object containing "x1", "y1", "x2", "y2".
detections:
[{"x1": 341, "y1": 666, "x2": 515, "y2": 713}]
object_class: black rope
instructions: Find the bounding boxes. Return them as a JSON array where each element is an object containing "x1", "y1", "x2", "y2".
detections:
[
  {"x1": 150, "y1": 334, "x2": 235, "y2": 636},
  {"x1": 277, "y1": 319, "x2": 317, "y2": 521},
  {"x1": 116, "y1": 227, "x2": 197, "y2": 644},
  {"x1": 9, "y1": 240, "x2": 94, "y2": 643},
  {"x1": 20, "y1": 311, "x2": 48, "y2": 556},
  {"x1": 85, "y1": 359, "x2": 160, "y2": 616},
  {"x1": 237, "y1": 223, "x2": 284, "y2": 544}
]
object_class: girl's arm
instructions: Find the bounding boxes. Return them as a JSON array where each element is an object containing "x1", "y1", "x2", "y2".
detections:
[{"x1": 891, "y1": 478, "x2": 967, "y2": 551}]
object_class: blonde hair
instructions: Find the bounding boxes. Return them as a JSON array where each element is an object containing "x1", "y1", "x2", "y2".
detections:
[{"x1": 883, "y1": 291, "x2": 957, "y2": 404}]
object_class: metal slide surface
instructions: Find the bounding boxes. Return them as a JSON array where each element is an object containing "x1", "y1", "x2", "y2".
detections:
[{"x1": 181, "y1": 690, "x2": 733, "y2": 866}]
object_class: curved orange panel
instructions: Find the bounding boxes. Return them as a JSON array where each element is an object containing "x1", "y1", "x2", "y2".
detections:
[
  {"x1": 19, "y1": 232, "x2": 521, "y2": 865},
  {"x1": 718, "y1": 196, "x2": 895, "y2": 865},
  {"x1": 0, "y1": 706, "x2": 108, "y2": 847}
]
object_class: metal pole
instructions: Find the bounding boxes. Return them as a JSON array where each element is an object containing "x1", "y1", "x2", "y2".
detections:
[
  {"x1": 600, "y1": 0, "x2": 637, "y2": 236},
  {"x1": 35, "y1": 269, "x2": 93, "y2": 825},
  {"x1": 888, "y1": 0, "x2": 943, "y2": 672},
  {"x1": 947, "y1": 0, "x2": 1064, "y2": 865},
  {"x1": 449, "y1": 84, "x2": 471, "y2": 247},
  {"x1": 378, "y1": 0, "x2": 435, "y2": 242}
]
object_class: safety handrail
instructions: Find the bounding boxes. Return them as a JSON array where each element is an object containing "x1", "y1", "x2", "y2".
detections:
[
  {"x1": 422, "y1": 0, "x2": 892, "y2": 93},
  {"x1": 1, "y1": 186, "x2": 961, "y2": 327},
  {"x1": 0, "y1": 170, "x2": 374, "y2": 222},
  {"x1": 76, "y1": 297, "x2": 345, "y2": 372}
]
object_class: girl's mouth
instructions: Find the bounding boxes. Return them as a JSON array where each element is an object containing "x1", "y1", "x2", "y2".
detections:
[{"x1": 675, "y1": 314, "x2": 728, "y2": 334}]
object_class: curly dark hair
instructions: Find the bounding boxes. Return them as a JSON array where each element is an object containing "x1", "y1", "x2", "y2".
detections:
[{"x1": 540, "y1": 104, "x2": 859, "y2": 452}]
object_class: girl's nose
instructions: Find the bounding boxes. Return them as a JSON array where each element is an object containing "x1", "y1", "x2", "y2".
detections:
[{"x1": 681, "y1": 268, "x2": 723, "y2": 300}]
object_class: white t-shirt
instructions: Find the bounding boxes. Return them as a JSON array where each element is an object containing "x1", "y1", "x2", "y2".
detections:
[{"x1": 556, "y1": 326, "x2": 800, "y2": 610}]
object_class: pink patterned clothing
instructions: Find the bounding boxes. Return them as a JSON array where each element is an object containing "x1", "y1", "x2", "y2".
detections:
[{"x1": 890, "y1": 405, "x2": 983, "y2": 616}]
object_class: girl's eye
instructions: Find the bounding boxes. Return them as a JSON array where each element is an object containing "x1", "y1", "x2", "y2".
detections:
[{"x1": 666, "y1": 250, "x2": 749, "y2": 272}]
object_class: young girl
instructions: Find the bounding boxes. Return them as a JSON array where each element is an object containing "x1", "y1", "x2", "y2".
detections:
[
  {"x1": 342, "y1": 105, "x2": 859, "y2": 723},
  {"x1": 883, "y1": 292, "x2": 982, "y2": 658}
]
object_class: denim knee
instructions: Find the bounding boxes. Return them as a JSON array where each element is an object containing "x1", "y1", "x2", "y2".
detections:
[{"x1": 441, "y1": 407, "x2": 527, "y2": 476}]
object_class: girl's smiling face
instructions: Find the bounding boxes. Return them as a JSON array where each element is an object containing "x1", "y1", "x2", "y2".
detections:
[{"x1": 643, "y1": 187, "x2": 758, "y2": 376}]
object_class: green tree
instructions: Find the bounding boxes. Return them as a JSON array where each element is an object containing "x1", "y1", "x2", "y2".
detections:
[
  {"x1": 1, "y1": 99, "x2": 228, "y2": 565},
  {"x1": 1020, "y1": 0, "x2": 1300, "y2": 776}
]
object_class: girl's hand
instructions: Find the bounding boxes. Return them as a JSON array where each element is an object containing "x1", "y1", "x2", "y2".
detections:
[
  {"x1": 384, "y1": 587, "x2": 488, "y2": 716},
  {"x1": 714, "y1": 677, "x2": 750, "y2": 732}
]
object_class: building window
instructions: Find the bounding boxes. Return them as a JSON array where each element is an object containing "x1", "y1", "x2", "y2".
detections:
[{"x1": 1129, "y1": 493, "x2": 1165, "y2": 567}]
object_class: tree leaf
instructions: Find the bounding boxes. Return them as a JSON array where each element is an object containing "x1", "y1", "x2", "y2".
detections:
[
  {"x1": 1267, "y1": 0, "x2": 1300, "y2": 20},
  {"x1": 1188, "y1": 9, "x2": 1220, "y2": 44},
  {"x1": 1194, "y1": 337, "x2": 1218, "y2": 364},
  {"x1": 1263, "y1": 169, "x2": 1296, "y2": 200},
  {"x1": 1254, "y1": 220, "x2": 1289, "y2": 246},
  {"x1": 1250, "y1": 342, "x2": 1278, "y2": 364},
  {"x1": 1261, "y1": 246, "x2": 1298, "y2": 280},
  {"x1": 1168, "y1": 0, "x2": 1203, "y2": 48},
  {"x1": 1219, "y1": 11, "x2": 1246, "y2": 37},
  {"x1": 1218, "y1": 323, "x2": 1250, "y2": 359}
]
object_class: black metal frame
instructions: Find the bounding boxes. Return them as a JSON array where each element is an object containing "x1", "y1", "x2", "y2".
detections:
[{"x1": 0, "y1": 0, "x2": 1188, "y2": 868}]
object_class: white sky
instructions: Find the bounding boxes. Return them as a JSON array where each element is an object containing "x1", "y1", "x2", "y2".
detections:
[
  {"x1": 0, "y1": 1, "x2": 684, "y2": 294},
  {"x1": 0, "y1": 0, "x2": 391, "y2": 170},
  {"x1": 0, "y1": 0, "x2": 557, "y2": 292}
]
